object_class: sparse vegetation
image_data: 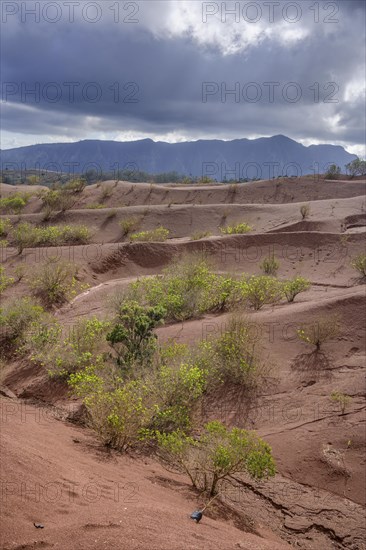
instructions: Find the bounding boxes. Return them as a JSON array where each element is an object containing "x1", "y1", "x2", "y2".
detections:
[
  {"x1": 351, "y1": 253, "x2": 366, "y2": 279},
  {"x1": 12, "y1": 223, "x2": 91, "y2": 253},
  {"x1": 130, "y1": 227, "x2": 170, "y2": 242},
  {"x1": 240, "y1": 275, "x2": 283, "y2": 310},
  {"x1": 29, "y1": 260, "x2": 85, "y2": 308},
  {"x1": 0, "y1": 297, "x2": 45, "y2": 355},
  {"x1": 0, "y1": 218, "x2": 12, "y2": 237},
  {"x1": 220, "y1": 222, "x2": 252, "y2": 235},
  {"x1": 191, "y1": 230, "x2": 212, "y2": 240},
  {"x1": 282, "y1": 276, "x2": 311, "y2": 302},
  {"x1": 196, "y1": 315, "x2": 268, "y2": 390},
  {"x1": 330, "y1": 391, "x2": 352, "y2": 415},
  {"x1": 0, "y1": 266, "x2": 14, "y2": 295},
  {"x1": 156, "y1": 421, "x2": 275, "y2": 496},
  {"x1": 260, "y1": 254, "x2": 279, "y2": 275},
  {"x1": 300, "y1": 204, "x2": 310, "y2": 219},
  {"x1": 120, "y1": 217, "x2": 140, "y2": 236},
  {"x1": 64, "y1": 178, "x2": 86, "y2": 194},
  {"x1": 297, "y1": 316, "x2": 340, "y2": 350},
  {"x1": 0, "y1": 195, "x2": 28, "y2": 214}
]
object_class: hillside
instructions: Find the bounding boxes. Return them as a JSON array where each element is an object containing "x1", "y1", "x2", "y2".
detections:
[{"x1": 1, "y1": 175, "x2": 365, "y2": 550}]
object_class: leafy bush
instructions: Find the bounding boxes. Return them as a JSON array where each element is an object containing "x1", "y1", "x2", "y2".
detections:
[
  {"x1": 12, "y1": 223, "x2": 91, "y2": 252},
  {"x1": 64, "y1": 178, "x2": 86, "y2": 194},
  {"x1": 351, "y1": 254, "x2": 366, "y2": 279},
  {"x1": 130, "y1": 227, "x2": 170, "y2": 242},
  {"x1": 239, "y1": 275, "x2": 283, "y2": 310},
  {"x1": 37, "y1": 316, "x2": 110, "y2": 377},
  {"x1": 282, "y1": 276, "x2": 311, "y2": 302},
  {"x1": 156, "y1": 421, "x2": 275, "y2": 496},
  {"x1": 126, "y1": 255, "x2": 218, "y2": 321},
  {"x1": 297, "y1": 316, "x2": 340, "y2": 350},
  {"x1": 41, "y1": 189, "x2": 76, "y2": 215},
  {"x1": 69, "y1": 371, "x2": 154, "y2": 451},
  {"x1": 107, "y1": 301, "x2": 166, "y2": 375},
  {"x1": 29, "y1": 260, "x2": 84, "y2": 308},
  {"x1": 152, "y1": 363, "x2": 207, "y2": 432},
  {"x1": 0, "y1": 218, "x2": 12, "y2": 237},
  {"x1": 220, "y1": 222, "x2": 252, "y2": 235},
  {"x1": 0, "y1": 267, "x2": 14, "y2": 295},
  {"x1": 330, "y1": 391, "x2": 352, "y2": 414},
  {"x1": 0, "y1": 297, "x2": 45, "y2": 354},
  {"x1": 0, "y1": 195, "x2": 28, "y2": 214},
  {"x1": 260, "y1": 255, "x2": 279, "y2": 275},
  {"x1": 196, "y1": 315, "x2": 267, "y2": 390},
  {"x1": 120, "y1": 217, "x2": 140, "y2": 236},
  {"x1": 300, "y1": 204, "x2": 310, "y2": 219}
]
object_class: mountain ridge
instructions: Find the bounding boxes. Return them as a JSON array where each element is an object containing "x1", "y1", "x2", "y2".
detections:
[{"x1": 0, "y1": 135, "x2": 357, "y2": 178}]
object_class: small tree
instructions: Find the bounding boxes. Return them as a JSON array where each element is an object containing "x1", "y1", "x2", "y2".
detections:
[
  {"x1": 345, "y1": 158, "x2": 366, "y2": 178},
  {"x1": 156, "y1": 421, "x2": 275, "y2": 496},
  {"x1": 325, "y1": 164, "x2": 341, "y2": 180},
  {"x1": 282, "y1": 276, "x2": 311, "y2": 302},
  {"x1": 297, "y1": 316, "x2": 340, "y2": 350},
  {"x1": 106, "y1": 301, "x2": 166, "y2": 374}
]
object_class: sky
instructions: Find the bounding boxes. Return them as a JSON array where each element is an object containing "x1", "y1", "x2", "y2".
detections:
[{"x1": 1, "y1": 0, "x2": 365, "y2": 155}]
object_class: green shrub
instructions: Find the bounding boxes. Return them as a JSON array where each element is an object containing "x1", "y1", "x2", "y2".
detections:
[
  {"x1": 0, "y1": 195, "x2": 28, "y2": 214},
  {"x1": 300, "y1": 204, "x2": 310, "y2": 219},
  {"x1": 239, "y1": 275, "x2": 283, "y2": 310},
  {"x1": 220, "y1": 222, "x2": 252, "y2": 235},
  {"x1": 156, "y1": 421, "x2": 275, "y2": 496},
  {"x1": 152, "y1": 363, "x2": 207, "y2": 432},
  {"x1": 69, "y1": 371, "x2": 154, "y2": 451},
  {"x1": 126, "y1": 255, "x2": 218, "y2": 321},
  {"x1": 351, "y1": 254, "x2": 366, "y2": 279},
  {"x1": 120, "y1": 217, "x2": 140, "y2": 236},
  {"x1": 29, "y1": 260, "x2": 83, "y2": 308},
  {"x1": 196, "y1": 315, "x2": 267, "y2": 390},
  {"x1": 41, "y1": 189, "x2": 76, "y2": 214},
  {"x1": 64, "y1": 178, "x2": 86, "y2": 194},
  {"x1": 12, "y1": 223, "x2": 91, "y2": 251},
  {"x1": 282, "y1": 276, "x2": 311, "y2": 302},
  {"x1": 107, "y1": 301, "x2": 166, "y2": 375},
  {"x1": 260, "y1": 255, "x2": 279, "y2": 275},
  {"x1": 12, "y1": 223, "x2": 37, "y2": 254},
  {"x1": 0, "y1": 297, "x2": 45, "y2": 354},
  {"x1": 130, "y1": 227, "x2": 170, "y2": 242},
  {"x1": 297, "y1": 316, "x2": 340, "y2": 350},
  {"x1": 330, "y1": 391, "x2": 352, "y2": 414},
  {"x1": 0, "y1": 218, "x2": 12, "y2": 237},
  {"x1": 38, "y1": 316, "x2": 110, "y2": 377},
  {"x1": 0, "y1": 267, "x2": 14, "y2": 295}
]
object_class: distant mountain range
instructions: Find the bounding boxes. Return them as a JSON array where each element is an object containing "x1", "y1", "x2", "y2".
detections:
[{"x1": 0, "y1": 135, "x2": 356, "y2": 179}]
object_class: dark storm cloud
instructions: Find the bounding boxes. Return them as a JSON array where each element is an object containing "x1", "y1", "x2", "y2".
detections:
[{"x1": 0, "y1": 0, "x2": 365, "y2": 149}]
